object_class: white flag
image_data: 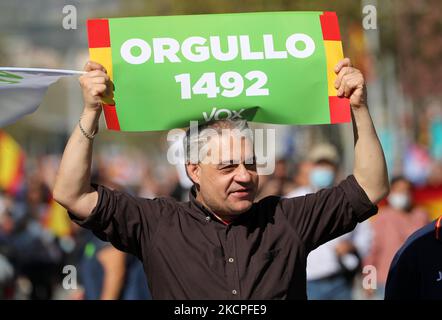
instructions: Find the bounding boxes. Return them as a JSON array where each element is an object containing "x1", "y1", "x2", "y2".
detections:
[{"x1": 0, "y1": 67, "x2": 84, "y2": 127}]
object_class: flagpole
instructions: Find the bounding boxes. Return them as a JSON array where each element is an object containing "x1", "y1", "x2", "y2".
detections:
[{"x1": 0, "y1": 67, "x2": 86, "y2": 75}]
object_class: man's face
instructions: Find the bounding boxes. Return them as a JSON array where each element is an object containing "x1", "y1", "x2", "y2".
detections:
[{"x1": 187, "y1": 133, "x2": 259, "y2": 219}]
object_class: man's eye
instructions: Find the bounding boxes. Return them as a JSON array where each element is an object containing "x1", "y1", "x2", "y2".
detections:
[
  {"x1": 244, "y1": 161, "x2": 256, "y2": 168},
  {"x1": 220, "y1": 165, "x2": 235, "y2": 172}
]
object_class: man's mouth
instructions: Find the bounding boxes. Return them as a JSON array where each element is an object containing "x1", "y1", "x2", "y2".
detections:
[{"x1": 229, "y1": 188, "x2": 252, "y2": 198}]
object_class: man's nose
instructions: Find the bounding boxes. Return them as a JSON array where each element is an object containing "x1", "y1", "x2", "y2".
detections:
[{"x1": 234, "y1": 164, "x2": 252, "y2": 183}]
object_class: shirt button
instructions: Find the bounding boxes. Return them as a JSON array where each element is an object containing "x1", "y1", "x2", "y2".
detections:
[
  {"x1": 205, "y1": 216, "x2": 211, "y2": 221},
  {"x1": 228, "y1": 257, "x2": 234, "y2": 263},
  {"x1": 232, "y1": 289, "x2": 237, "y2": 295}
]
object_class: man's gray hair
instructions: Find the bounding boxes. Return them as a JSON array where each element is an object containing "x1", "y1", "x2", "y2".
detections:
[{"x1": 183, "y1": 119, "x2": 253, "y2": 164}]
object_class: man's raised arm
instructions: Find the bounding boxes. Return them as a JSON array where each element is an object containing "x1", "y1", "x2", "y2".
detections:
[
  {"x1": 53, "y1": 61, "x2": 111, "y2": 219},
  {"x1": 334, "y1": 58, "x2": 390, "y2": 204}
]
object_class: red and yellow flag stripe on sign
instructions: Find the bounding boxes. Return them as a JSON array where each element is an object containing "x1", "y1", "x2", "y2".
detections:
[
  {"x1": 320, "y1": 11, "x2": 351, "y2": 124},
  {"x1": 0, "y1": 130, "x2": 24, "y2": 195},
  {"x1": 87, "y1": 19, "x2": 121, "y2": 131}
]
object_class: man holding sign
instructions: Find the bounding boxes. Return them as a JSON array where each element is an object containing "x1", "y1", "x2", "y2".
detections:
[
  {"x1": 53, "y1": 54, "x2": 389, "y2": 299},
  {"x1": 53, "y1": 10, "x2": 387, "y2": 300}
]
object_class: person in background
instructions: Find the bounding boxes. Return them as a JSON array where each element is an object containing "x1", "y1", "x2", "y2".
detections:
[
  {"x1": 385, "y1": 215, "x2": 442, "y2": 299},
  {"x1": 364, "y1": 176, "x2": 428, "y2": 298},
  {"x1": 7, "y1": 175, "x2": 63, "y2": 300},
  {"x1": 74, "y1": 173, "x2": 151, "y2": 300},
  {"x1": 79, "y1": 230, "x2": 151, "y2": 300},
  {"x1": 287, "y1": 144, "x2": 373, "y2": 300},
  {"x1": 256, "y1": 158, "x2": 295, "y2": 200},
  {"x1": 285, "y1": 160, "x2": 313, "y2": 198}
]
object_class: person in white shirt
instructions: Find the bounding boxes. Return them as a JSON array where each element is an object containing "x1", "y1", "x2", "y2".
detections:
[{"x1": 286, "y1": 145, "x2": 373, "y2": 299}]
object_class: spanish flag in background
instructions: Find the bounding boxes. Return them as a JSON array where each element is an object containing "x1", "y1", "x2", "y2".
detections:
[
  {"x1": 414, "y1": 186, "x2": 442, "y2": 221},
  {"x1": 43, "y1": 198, "x2": 72, "y2": 238},
  {"x1": 0, "y1": 130, "x2": 24, "y2": 196},
  {"x1": 0, "y1": 130, "x2": 71, "y2": 237}
]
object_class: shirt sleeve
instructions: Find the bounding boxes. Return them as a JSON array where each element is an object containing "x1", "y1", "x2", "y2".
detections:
[
  {"x1": 68, "y1": 184, "x2": 171, "y2": 259},
  {"x1": 280, "y1": 175, "x2": 378, "y2": 252}
]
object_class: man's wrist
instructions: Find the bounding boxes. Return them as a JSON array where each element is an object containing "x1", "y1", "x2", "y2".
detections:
[
  {"x1": 351, "y1": 104, "x2": 376, "y2": 134},
  {"x1": 79, "y1": 107, "x2": 101, "y2": 139},
  {"x1": 350, "y1": 100, "x2": 368, "y2": 109},
  {"x1": 351, "y1": 103, "x2": 370, "y2": 120},
  {"x1": 79, "y1": 116, "x2": 98, "y2": 140},
  {"x1": 82, "y1": 106, "x2": 102, "y2": 119}
]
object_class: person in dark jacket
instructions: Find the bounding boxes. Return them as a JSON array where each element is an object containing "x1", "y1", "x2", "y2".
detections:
[{"x1": 385, "y1": 216, "x2": 442, "y2": 299}]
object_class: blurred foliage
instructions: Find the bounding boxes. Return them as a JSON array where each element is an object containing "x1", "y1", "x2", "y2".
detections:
[
  {"x1": 116, "y1": 0, "x2": 363, "y2": 29},
  {"x1": 393, "y1": 0, "x2": 442, "y2": 102}
]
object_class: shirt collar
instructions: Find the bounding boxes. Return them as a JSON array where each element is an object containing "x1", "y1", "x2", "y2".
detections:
[{"x1": 189, "y1": 186, "x2": 213, "y2": 217}]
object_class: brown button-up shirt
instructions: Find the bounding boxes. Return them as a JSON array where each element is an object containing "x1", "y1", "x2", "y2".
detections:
[{"x1": 69, "y1": 175, "x2": 377, "y2": 300}]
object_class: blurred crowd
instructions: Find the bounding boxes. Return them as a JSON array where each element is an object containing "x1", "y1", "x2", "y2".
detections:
[
  {"x1": 1, "y1": 141, "x2": 442, "y2": 300},
  {"x1": 257, "y1": 143, "x2": 442, "y2": 299},
  {"x1": 0, "y1": 149, "x2": 179, "y2": 300}
]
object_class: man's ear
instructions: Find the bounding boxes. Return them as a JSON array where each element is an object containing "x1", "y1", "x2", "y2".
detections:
[{"x1": 186, "y1": 163, "x2": 200, "y2": 184}]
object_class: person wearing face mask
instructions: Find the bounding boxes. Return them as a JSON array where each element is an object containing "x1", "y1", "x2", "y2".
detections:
[
  {"x1": 309, "y1": 159, "x2": 337, "y2": 190},
  {"x1": 286, "y1": 145, "x2": 373, "y2": 300},
  {"x1": 364, "y1": 176, "x2": 428, "y2": 299},
  {"x1": 286, "y1": 144, "x2": 339, "y2": 198}
]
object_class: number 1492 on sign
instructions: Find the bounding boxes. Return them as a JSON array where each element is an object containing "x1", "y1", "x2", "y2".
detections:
[{"x1": 174, "y1": 70, "x2": 269, "y2": 99}]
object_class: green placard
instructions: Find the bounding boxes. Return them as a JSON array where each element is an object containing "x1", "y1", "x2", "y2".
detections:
[{"x1": 87, "y1": 11, "x2": 350, "y2": 131}]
